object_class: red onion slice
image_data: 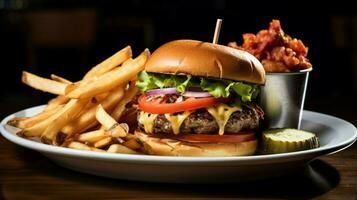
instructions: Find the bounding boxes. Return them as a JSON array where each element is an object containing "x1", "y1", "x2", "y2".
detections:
[
  {"x1": 145, "y1": 88, "x2": 179, "y2": 96},
  {"x1": 182, "y1": 91, "x2": 212, "y2": 98}
]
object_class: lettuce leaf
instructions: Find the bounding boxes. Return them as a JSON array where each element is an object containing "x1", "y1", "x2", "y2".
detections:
[
  {"x1": 135, "y1": 71, "x2": 157, "y2": 92},
  {"x1": 135, "y1": 72, "x2": 260, "y2": 102},
  {"x1": 228, "y1": 82, "x2": 259, "y2": 102},
  {"x1": 136, "y1": 71, "x2": 192, "y2": 92},
  {"x1": 167, "y1": 75, "x2": 191, "y2": 92},
  {"x1": 200, "y1": 78, "x2": 229, "y2": 98}
]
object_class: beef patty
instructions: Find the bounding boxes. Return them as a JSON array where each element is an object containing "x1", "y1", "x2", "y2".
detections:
[{"x1": 138, "y1": 104, "x2": 263, "y2": 134}]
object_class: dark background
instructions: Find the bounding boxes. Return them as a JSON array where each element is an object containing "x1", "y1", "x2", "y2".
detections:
[{"x1": 0, "y1": 0, "x2": 356, "y2": 125}]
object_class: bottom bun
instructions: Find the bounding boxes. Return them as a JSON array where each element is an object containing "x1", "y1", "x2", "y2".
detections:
[{"x1": 135, "y1": 131, "x2": 257, "y2": 157}]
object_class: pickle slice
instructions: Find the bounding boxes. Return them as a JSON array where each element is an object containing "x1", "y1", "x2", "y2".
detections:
[{"x1": 262, "y1": 128, "x2": 320, "y2": 154}]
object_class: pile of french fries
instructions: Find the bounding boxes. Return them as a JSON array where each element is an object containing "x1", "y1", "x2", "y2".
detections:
[{"x1": 8, "y1": 46, "x2": 150, "y2": 154}]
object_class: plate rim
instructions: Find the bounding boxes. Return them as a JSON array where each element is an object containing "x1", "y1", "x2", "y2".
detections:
[{"x1": 1, "y1": 105, "x2": 356, "y2": 163}]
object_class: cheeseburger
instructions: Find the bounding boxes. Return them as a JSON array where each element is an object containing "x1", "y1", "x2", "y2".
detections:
[{"x1": 135, "y1": 39, "x2": 265, "y2": 156}]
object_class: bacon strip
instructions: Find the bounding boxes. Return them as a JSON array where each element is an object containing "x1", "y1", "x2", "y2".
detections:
[{"x1": 228, "y1": 20, "x2": 312, "y2": 72}]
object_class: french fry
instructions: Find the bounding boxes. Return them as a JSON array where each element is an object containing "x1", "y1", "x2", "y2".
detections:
[
  {"x1": 118, "y1": 107, "x2": 138, "y2": 132},
  {"x1": 96, "y1": 104, "x2": 117, "y2": 130},
  {"x1": 83, "y1": 46, "x2": 132, "y2": 80},
  {"x1": 122, "y1": 58, "x2": 133, "y2": 66},
  {"x1": 61, "y1": 86, "x2": 125, "y2": 136},
  {"x1": 15, "y1": 45, "x2": 144, "y2": 154},
  {"x1": 96, "y1": 104, "x2": 128, "y2": 137},
  {"x1": 7, "y1": 117, "x2": 28, "y2": 128},
  {"x1": 123, "y1": 138, "x2": 141, "y2": 150},
  {"x1": 107, "y1": 123, "x2": 128, "y2": 138},
  {"x1": 91, "y1": 147, "x2": 106, "y2": 152},
  {"x1": 73, "y1": 92, "x2": 108, "y2": 114},
  {"x1": 17, "y1": 118, "x2": 50, "y2": 137},
  {"x1": 111, "y1": 82, "x2": 138, "y2": 121},
  {"x1": 67, "y1": 141, "x2": 105, "y2": 152},
  {"x1": 81, "y1": 95, "x2": 106, "y2": 115},
  {"x1": 41, "y1": 98, "x2": 89, "y2": 144},
  {"x1": 113, "y1": 136, "x2": 125, "y2": 144},
  {"x1": 59, "y1": 46, "x2": 132, "y2": 93},
  {"x1": 45, "y1": 95, "x2": 69, "y2": 111},
  {"x1": 107, "y1": 144, "x2": 140, "y2": 154},
  {"x1": 61, "y1": 45, "x2": 131, "y2": 95},
  {"x1": 94, "y1": 92, "x2": 109, "y2": 102},
  {"x1": 63, "y1": 52, "x2": 130, "y2": 96},
  {"x1": 120, "y1": 123, "x2": 129, "y2": 133},
  {"x1": 22, "y1": 71, "x2": 69, "y2": 95},
  {"x1": 125, "y1": 133, "x2": 138, "y2": 141},
  {"x1": 68, "y1": 141, "x2": 91, "y2": 150},
  {"x1": 19, "y1": 100, "x2": 81, "y2": 137},
  {"x1": 51, "y1": 74, "x2": 73, "y2": 84},
  {"x1": 77, "y1": 129, "x2": 106, "y2": 143},
  {"x1": 94, "y1": 137, "x2": 112, "y2": 148},
  {"x1": 105, "y1": 82, "x2": 138, "y2": 132},
  {"x1": 9, "y1": 105, "x2": 63, "y2": 129},
  {"x1": 66, "y1": 49, "x2": 149, "y2": 99}
]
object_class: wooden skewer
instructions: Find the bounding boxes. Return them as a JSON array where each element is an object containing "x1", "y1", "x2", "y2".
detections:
[{"x1": 212, "y1": 18, "x2": 222, "y2": 44}]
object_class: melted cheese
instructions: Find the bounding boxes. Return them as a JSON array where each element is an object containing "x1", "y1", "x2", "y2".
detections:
[
  {"x1": 165, "y1": 111, "x2": 192, "y2": 135},
  {"x1": 207, "y1": 103, "x2": 241, "y2": 135},
  {"x1": 138, "y1": 103, "x2": 241, "y2": 135},
  {"x1": 138, "y1": 111, "x2": 158, "y2": 133}
]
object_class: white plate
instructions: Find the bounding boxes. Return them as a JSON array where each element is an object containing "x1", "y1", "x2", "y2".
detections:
[{"x1": 1, "y1": 105, "x2": 356, "y2": 183}]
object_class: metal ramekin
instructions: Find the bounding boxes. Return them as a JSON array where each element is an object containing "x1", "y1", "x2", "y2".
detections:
[{"x1": 259, "y1": 68, "x2": 312, "y2": 129}]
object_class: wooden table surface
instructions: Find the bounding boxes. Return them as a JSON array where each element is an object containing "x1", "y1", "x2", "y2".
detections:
[{"x1": 0, "y1": 134, "x2": 356, "y2": 200}]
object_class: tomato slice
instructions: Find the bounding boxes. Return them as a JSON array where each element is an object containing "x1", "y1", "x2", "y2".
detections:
[
  {"x1": 156, "y1": 132, "x2": 256, "y2": 143},
  {"x1": 138, "y1": 95, "x2": 220, "y2": 114}
]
